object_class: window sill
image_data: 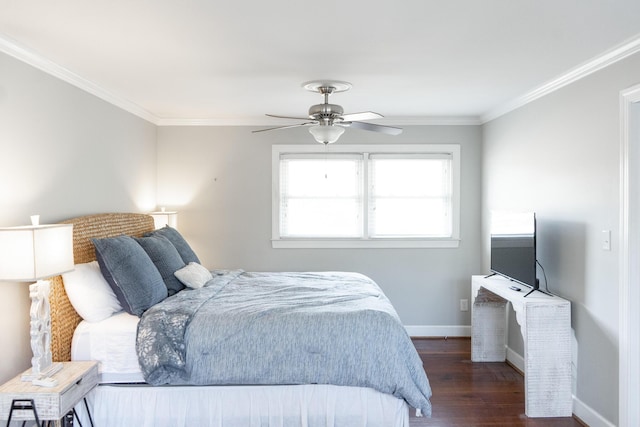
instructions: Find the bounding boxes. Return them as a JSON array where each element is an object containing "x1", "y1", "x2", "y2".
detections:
[{"x1": 271, "y1": 239, "x2": 460, "y2": 249}]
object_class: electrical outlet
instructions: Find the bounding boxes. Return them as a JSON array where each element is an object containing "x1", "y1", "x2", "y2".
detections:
[{"x1": 460, "y1": 299, "x2": 469, "y2": 312}]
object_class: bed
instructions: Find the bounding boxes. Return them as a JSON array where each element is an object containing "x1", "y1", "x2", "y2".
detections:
[{"x1": 47, "y1": 213, "x2": 432, "y2": 427}]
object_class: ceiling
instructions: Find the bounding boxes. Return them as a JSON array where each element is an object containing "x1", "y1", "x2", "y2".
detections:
[{"x1": 1, "y1": 1, "x2": 640, "y2": 126}]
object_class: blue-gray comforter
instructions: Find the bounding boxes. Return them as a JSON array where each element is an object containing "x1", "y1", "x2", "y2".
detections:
[{"x1": 136, "y1": 270, "x2": 432, "y2": 416}]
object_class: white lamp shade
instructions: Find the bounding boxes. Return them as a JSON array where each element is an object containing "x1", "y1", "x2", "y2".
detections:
[
  {"x1": 309, "y1": 125, "x2": 345, "y2": 144},
  {"x1": 0, "y1": 224, "x2": 74, "y2": 281},
  {"x1": 149, "y1": 211, "x2": 178, "y2": 229}
]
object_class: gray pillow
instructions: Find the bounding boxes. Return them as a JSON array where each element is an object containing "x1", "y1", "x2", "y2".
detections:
[
  {"x1": 135, "y1": 234, "x2": 186, "y2": 296},
  {"x1": 146, "y1": 226, "x2": 200, "y2": 264},
  {"x1": 92, "y1": 235, "x2": 168, "y2": 316}
]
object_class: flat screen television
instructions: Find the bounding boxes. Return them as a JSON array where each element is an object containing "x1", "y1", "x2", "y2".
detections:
[{"x1": 490, "y1": 211, "x2": 538, "y2": 294}]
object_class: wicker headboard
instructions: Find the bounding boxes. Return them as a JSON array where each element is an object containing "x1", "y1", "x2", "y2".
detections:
[{"x1": 49, "y1": 213, "x2": 155, "y2": 362}]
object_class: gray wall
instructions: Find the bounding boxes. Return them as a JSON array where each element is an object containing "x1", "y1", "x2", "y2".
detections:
[
  {"x1": 482, "y1": 51, "x2": 640, "y2": 425},
  {"x1": 157, "y1": 125, "x2": 483, "y2": 327},
  {"x1": 0, "y1": 51, "x2": 157, "y2": 383}
]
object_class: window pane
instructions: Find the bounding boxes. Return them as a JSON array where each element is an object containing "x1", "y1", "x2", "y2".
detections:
[
  {"x1": 369, "y1": 157, "x2": 452, "y2": 237},
  {"x1": 280, "y1": 156, "x2": 362, "y2": 238}
]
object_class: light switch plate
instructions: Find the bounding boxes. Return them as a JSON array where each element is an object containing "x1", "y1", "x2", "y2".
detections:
[{"x1": 602, "y1": 230, "x2": 611, "y2": 251}]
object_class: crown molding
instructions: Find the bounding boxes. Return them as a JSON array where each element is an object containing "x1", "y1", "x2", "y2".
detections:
[
  {"x1": 482, "y1": 32, "x2": 640, "y2": 123},
  {"x1": 155, "y1": 117, "x2": 295, "y2": 126},
  {"x1": 384, "y1": 116, "x2": 482, "y2": 126},
  {"x1": 156, "y1": 115, "x2": 482, "y2": 127},
  {"x1": 0, "y1": 33, "x2": 159, "y2": 124}
]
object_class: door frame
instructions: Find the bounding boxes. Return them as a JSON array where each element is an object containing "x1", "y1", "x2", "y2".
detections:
[{"x1": 619, "y1": 83, "x2": 640, "y2": 426}]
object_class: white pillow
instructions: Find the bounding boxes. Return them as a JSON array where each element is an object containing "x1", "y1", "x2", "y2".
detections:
[
  {"x1": 62, "y1": 261, "x2": 122, "y2": 322},
  {"x1": 174, "y1": 262, "x2": 213, "y2": 289}
]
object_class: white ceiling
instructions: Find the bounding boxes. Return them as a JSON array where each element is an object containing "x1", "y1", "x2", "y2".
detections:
[{"x1": 1, "y1": 1, "x2": 640, "y2": 125}]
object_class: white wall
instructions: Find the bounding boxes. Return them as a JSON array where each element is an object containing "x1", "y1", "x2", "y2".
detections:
[
  {"x1": 157, "y1": 125, "x2": 482, "y2": 329},
  {"x1": 0, "y1": 52, "x2": 157, "y2": 383},
  {"x1": 482, "y1": 51, "x2": 640, "y2": 425}
]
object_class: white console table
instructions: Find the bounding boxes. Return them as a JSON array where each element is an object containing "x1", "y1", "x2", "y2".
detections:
[{"x1": 471, "y1": 275, "x2": 572, "y2": 418}]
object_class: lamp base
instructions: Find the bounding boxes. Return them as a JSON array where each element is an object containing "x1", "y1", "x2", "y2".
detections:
[
  {"x1": 22, "y1": 279, "x2": 60, "y2": 386},
  {"x1": 21, "y1": 362, "x2": 63, "y2": 385}
]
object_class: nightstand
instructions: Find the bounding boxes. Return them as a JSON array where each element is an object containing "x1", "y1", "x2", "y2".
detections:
[{"x1": 0, "y1": 361, "x2": 98, "y2": 426}]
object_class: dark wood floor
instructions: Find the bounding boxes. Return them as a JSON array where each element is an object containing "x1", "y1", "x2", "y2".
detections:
[{"x1": 409, "y1": 338, "x2": 585, "y2": 427}]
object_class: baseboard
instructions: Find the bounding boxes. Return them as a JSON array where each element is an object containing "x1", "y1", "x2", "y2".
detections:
[
  {"x1": 506, "y1": 346, "x2": 525, "y2": 373},
  {"x1": 405, "y1": 325, "x2": 471, "y2": 337},
  {"x1": 572, "y1": 396, "x2": 615, "y2": 427}
]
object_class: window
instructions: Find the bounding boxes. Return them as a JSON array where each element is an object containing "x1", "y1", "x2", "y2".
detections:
[{"x1": 272, "y1": 145, "x2": 460, "y2": 248}]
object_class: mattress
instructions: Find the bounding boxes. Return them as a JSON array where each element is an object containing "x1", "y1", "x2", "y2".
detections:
[{"x1": 71, "y1": 312, "x2": 144, "y2": 383}]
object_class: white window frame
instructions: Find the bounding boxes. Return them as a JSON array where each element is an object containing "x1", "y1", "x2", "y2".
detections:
[{"x1": 272, "y1": 144, "x2": 461, "y2": 249}]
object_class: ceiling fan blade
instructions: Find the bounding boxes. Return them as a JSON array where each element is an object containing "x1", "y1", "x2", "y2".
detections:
[
  {"x1": 343, "y1": 121, "x2": 403, "y2": 135},
  {"x1": 340, "y1": 111, "x2": 384, "y2": 121},
  {"x1": 252, "y1": 122, "x2": 315, "y2": 133},
  {"x1": 265, "y1": 113, "x2": 311, "y2": 120}
]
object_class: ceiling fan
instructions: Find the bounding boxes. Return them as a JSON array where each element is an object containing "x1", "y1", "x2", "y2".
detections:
[{"x1": 253, "y1": 80, "x2": 402, "y2": 144}]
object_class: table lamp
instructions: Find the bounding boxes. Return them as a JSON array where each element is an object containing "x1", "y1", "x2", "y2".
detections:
[
  {"x1": 149, "y1": 207, "x2": 178, "y2": 229},
  {"x1": 0, "y1": 221, "x2": 74, "y2": 386}
]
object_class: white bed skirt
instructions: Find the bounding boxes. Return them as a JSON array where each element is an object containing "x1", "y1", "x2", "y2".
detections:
[{"x1": 74, "y1": 383, "x2": 410, "y2": 427}]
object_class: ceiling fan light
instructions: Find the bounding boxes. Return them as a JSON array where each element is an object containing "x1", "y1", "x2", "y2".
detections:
[{"x1": 309, "y1": 125, "x2": 345, "y2": 144}]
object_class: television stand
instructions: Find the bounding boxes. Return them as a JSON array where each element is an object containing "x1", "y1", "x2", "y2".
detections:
[{"x1": 471, "y1": 275, "x2": 572, "y2": 418}]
